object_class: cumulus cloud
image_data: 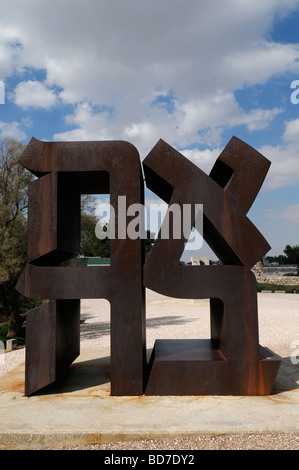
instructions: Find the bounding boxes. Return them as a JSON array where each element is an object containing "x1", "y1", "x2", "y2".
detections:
[
  {"x1": 54, "y1": 91, "x2": 283, "y2": 160},
  {"x1": 178, "y1": 147, "x2": 221, "y2": 175},
  {"x1": 54, "y1": 102, "x2": 114, "y2": 141},
  {"x1": 283, "y1": 118, "x2": 299, "y2": 143},
  {"x1": 0, "y1": 121, "x2": 26, "y2": 140},
  {"x1": 13, "y1": 80, "x2": 58, "y2": 109},
  {"x1": 1, "y1": 0, "x2": 299, "y2": 181},
  {"x1": 223, "y1": 41, "x2": 299, "y2": 88},
  {"x1": 258, "y1": 117, "x2": 299, "y2": 189},
  {"x1": 267, "y1": 204, "x2": 299, "y2": 224},
  {"x1": 173, "y1": 92, "x2": 282, "y2": 145},
  {"x1": 279, "y1": 204, "x2": 299, "y2": 223},
  {"x1": 1, "y1": 1, "x2": 299, "y2": 106}
]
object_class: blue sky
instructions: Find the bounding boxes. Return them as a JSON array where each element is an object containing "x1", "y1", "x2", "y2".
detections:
[{"x1": 1, "y1": 0, "x2": 299, "y2": 261}]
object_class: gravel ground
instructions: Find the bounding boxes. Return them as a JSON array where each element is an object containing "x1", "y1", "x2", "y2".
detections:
[
  {"x1": 79, "y1": 290, "x2": 299, "y2": 360},
  {"x1": 0, "y1": 347, "x2": 25, "y2": 378},
  {"x1": 51, "y1": 433, "x2": 299, "y2": 450},
  {"x1": 1, "y1": 290, "x2": 299, "y2": 451}
]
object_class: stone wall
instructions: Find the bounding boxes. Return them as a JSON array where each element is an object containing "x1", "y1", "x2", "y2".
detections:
[{"x1": 251, "y1": 262, "x2": 299, "y2": 286}]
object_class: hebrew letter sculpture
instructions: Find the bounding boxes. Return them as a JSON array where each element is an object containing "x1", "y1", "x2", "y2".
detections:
[
  {"x1": 17, "y1": 138, "x2": 145, "y2": 396},
  {"x1": 17, "y1": 135, "x2": 280, "y2": 396},
  {"x1": 143, "y1": 137, "x2": 281, "y2": 395}
]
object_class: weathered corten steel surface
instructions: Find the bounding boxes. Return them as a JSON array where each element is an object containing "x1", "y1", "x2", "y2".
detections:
[
  {"x1": 143, "y1": 137, "x2": 280, "y2": 396},
  {"x1": 17, "y1": 135, "x2": 280, "y2": 397},
  {"x1": 17, "y1": 138, "x2": 145, "y2": 396}
]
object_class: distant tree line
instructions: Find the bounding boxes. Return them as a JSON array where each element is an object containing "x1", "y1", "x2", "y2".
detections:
[
  {"x1": 0, "y1": 138, "x2": 31, "y2": 339},
  {"x1": 264, "y1": 245, "x2": 299, "y2": 266}
]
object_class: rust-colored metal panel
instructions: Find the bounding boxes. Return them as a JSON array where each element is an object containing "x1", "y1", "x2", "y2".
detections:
[
  {"x1": 143, "y1": 137, "x2": 280, "y2": 396},
  {"x1": 24, "y1": 301, "x2": 56, "y2": 396},
  {"x1": 17, "y1": 138, "x2": 145, "y2": 396},
  {"x1": 143, "y1": 137, "x2": 270, "y2": 268}
]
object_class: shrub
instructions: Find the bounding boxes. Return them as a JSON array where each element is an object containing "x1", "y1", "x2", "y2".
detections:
[
  {"x1": 0, "y1": 322, "x2": 9, "y2": 346},
  {"x1": 257, "y1": 282, "x2": 299, "y2": 293}
]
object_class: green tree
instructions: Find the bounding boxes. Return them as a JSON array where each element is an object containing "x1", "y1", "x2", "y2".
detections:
[
  {"x1": 80, "y1": 213, "x2": 110, "y2": 258},
  {"x1": 282, "y1": 245, "x2": 299, "y2": 265},
  {"x1": 80, "y1": 213, "x2": 155, "y2": 259},
  {"x1": 0, "y1": 138, "x2": 31, "y2": 338}
]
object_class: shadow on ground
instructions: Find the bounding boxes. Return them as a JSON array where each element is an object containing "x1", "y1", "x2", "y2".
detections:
[
  {"x1": 80, "y1": 315, "x2": 197, "y2": 341},
  {"x1": 30, "y1": 348, "x2": 299, "y2": 398},
  {"x1": 273, "y1": 354, "x2": 299, "y2": 393}
]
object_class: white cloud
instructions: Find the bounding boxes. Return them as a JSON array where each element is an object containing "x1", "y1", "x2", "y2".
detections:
[
  {"x1": 258, "y1": 117, "x2": 299, "y2": 189},
  {"x1": 223, "y1": 41, "x2": 299, "y2": 88},
  {"x1": 1, "y1": 1, "x2": 299, "y2": 108},
  {"x1": 243, "y1": 108, "x2": 283, "y2": 131},
  {"x1": 174, "y1": 92, "x2": 282, "y2": 144},
  {"x1": 13, "y1": 80, "x2": 58, "y2": 109},
  {"x1": 1, "y1": 0, "x2": 299, "y2": 186},
  {"x1": 280, "y1": 204, "x2": 299, "y2": 223},
  {"x1": 54, "y1": 102, "x2": 114, "y2": 141},
  {"x1": 179, "y1": 147, "x2": 221, "y2": 175},
  {"x1": 258, "y1": 143, "x2": 299, "y2": 189},
  {"x1": 0, "y1": 121, "x2": 26, "y2": 140},
  {"x1": 52, "y1": 90, "x2": 282, "y2": 161},
  {"x1": 0, "y1": 80, "x2": 4, "y2": 104},
  {"x1": 283, "y1": 118, "x2": 299, "y2": 143},
  {"x1": 267, "y1": 204, "x2": 299, "y2": 224},
  {"x1": 51, "y1": 91, "x2": 282, "y2": 167}
]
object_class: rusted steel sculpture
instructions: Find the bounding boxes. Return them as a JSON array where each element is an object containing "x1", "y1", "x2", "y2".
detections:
[
  {"x1": 143, "y1": 138, "x2": 281, "y2": 395},
  {"x1": 16, "y1": 138, "x2": 145, "y2": 396},
  {"x1": 17, "y1": 135, "x2": 280, "y2": 396}
]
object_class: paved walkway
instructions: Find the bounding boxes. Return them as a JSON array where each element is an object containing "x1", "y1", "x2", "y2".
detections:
[
  {"x1": 0, "y1": 346, "x2": 298, "y2": 450},
  {"x1": 0, "y1": 292, "x2": 298, "y2": 450}
]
